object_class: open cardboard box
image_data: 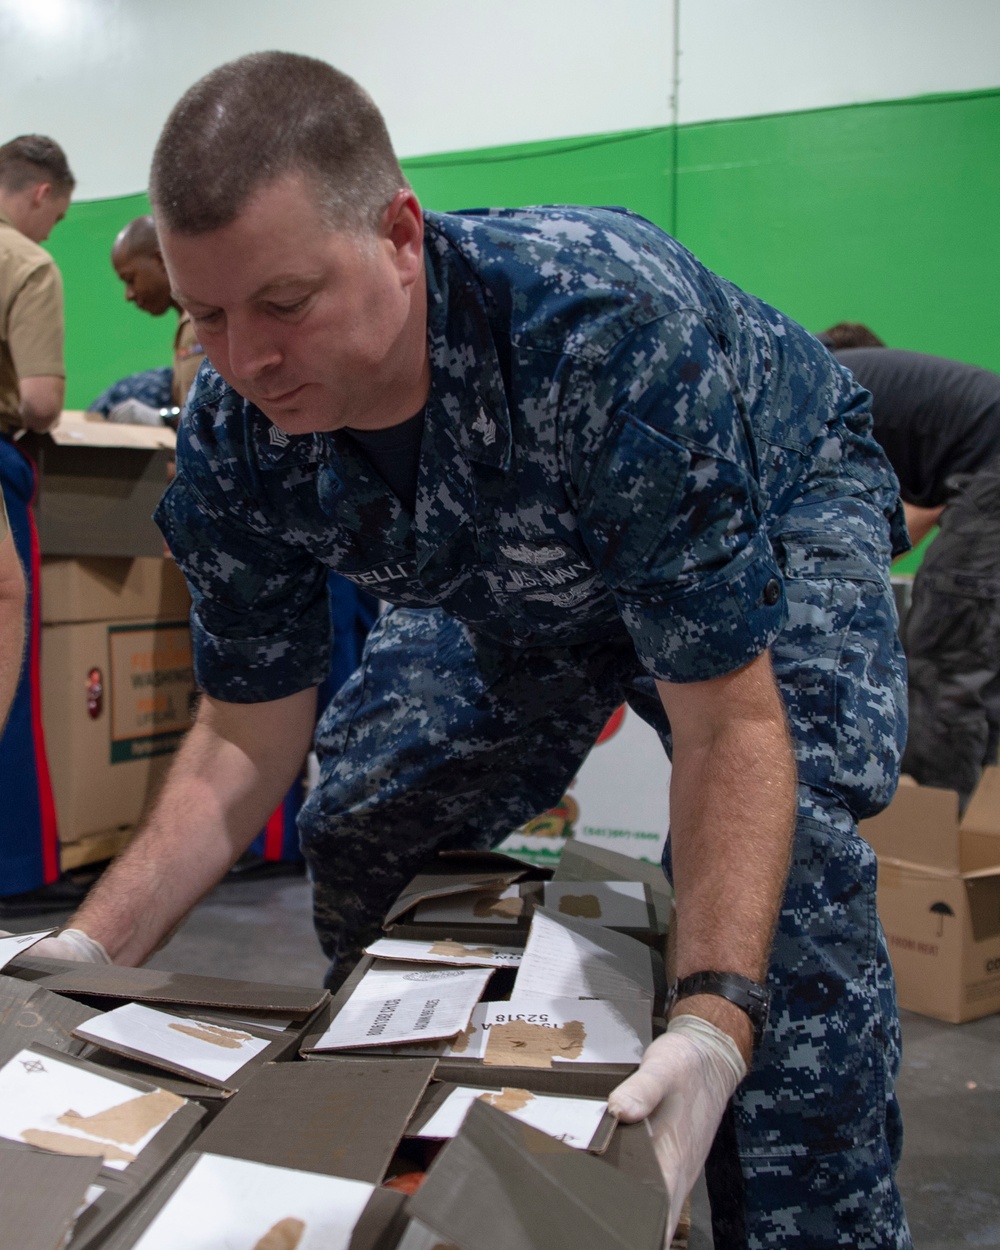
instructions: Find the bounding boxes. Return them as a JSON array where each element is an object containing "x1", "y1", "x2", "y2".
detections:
[
  {"x1": 20, "y1": 411, "x2": 175, "y2": 559},
  {"x1": 860, "y1": 767, "x2": 1000, "y2": 1022}
]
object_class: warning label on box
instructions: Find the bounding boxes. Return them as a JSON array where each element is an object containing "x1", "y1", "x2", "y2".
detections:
[{"x1": 108, "y1": 622, "x2": 195, "y2": 763}]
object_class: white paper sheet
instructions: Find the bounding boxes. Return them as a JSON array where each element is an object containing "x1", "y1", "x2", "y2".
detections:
[
  {"x1": 411, "y1": 884, "x2": 524, "y2": 925},
  {"x1": 0, "y1": 928, "x2": 56, "y2": 971},
  {"x1": 309, "y1": 965, "x2": 493, "y2": 1051},
  {"x1": 131, "y1": 1153, "x2": 374, "y2": 1250},
  {"x1": 74, "y1": 1003, "x2": 271, "y2": 1084},
  {"x1": 0, "y1": 1049, "x2": 184, "y2": 1170},
  {"x1": 415, "y1": 1085, "x2": 608, "y2": 1148},
  {"x1": 482, "y1": 995, "x2": 650, "y2": 1066},
  {"x1": 365, "y1": 938, "x2": 522, "y2": 968},
  {"x1": 513, "y1": 909, "x2": 654, "y2": 1002},
  {"x1": 351, "y1": 1002, "x2": 490, "y2": 1059},
  {"x1": 543, "y1": 881, "x2": 651, "y2": 928}
]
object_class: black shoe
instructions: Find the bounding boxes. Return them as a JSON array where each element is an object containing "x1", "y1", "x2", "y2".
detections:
[
  {"x1": 225, "y1": 852, "x2": 306, "y2": 882},
  {"x1": 0, "y1": 872, "x2": 95, "y2": 917}
]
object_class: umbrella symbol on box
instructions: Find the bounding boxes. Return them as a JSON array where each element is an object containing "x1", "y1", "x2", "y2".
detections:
[{"x1": 930, "y1": 902, "x2": 955, "y2": 937}]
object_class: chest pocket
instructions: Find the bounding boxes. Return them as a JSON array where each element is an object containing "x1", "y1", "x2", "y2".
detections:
[{"x1": 576, "y1": 412, "x2": 691, "y2": 590}]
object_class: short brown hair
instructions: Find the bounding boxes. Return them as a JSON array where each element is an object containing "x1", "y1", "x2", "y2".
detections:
[
  {"x1": 818, "y1": 322, "x2": 886, "y2": 350},
  {"x1": 150, "y1": 52, "x2": 407, "y2": 235},
  {"x1": 0, "y1": 135, "x2": 75, "y2": 194}
]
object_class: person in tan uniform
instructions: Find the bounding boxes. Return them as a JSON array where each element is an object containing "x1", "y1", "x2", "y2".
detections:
[
  {"x1": 89, "y1": 215, "x2": 205, "y2": 419},
  {"x1": 0, "y1": 134, "x2": 73, "y2": 905}
]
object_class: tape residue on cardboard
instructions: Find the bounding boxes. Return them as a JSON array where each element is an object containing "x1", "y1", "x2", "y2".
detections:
[
  {"x1": 483, "y1": 1020, "x2": 586, "y2": 1068},
  {"x1": 58, "y1": 1087, "x2": 185, "y2": 1146},
  {"x1": 21, "y1": 1129, "x2": 135, "y2": 1163},
  {"x1": 557, "y1": 894, "x2": 603, "y2": 919},
  {"x1": 252, "y1": 1216, "x2": 306, "y2": 1250},
  {"x1": 478, "y1": 1088, "x2": 535, "y2": 1113},
  {"x1": 168, "y1": 1021, "x2": 253, "y2": 1050}
]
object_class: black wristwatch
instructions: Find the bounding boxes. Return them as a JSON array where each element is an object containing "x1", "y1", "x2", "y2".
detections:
[{"x1": 668, "y1": 971, "x2": 771, "y2": 1051}]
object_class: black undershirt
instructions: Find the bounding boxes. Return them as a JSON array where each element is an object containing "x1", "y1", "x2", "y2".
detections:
[
  {"x1": 343, "y1": 409, "x2": 425, "y2": 513},
  {"x1": 837, "y1": 348, "x2": 1000, "y2": 507}
]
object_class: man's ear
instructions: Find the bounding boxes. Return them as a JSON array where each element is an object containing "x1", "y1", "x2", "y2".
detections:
[
  {"x1": 381, "y1": 190, "x2": 424, "y2": 286},
  {"x1": 31, "y1": 182, "x2": 54, "y2": 209}
]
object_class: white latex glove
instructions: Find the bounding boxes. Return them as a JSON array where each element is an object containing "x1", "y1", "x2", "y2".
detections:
[
  {"x1": 29, "y1": 928, "x2": 111, "y2": 963},
  {"x1": 608, "y1": 1014, "x2": 747, "y2": 1246}
]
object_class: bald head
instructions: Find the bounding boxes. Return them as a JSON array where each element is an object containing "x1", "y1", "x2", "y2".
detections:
[{"x1": 112, "y1": 215, "x2": 174, "y2": 316}]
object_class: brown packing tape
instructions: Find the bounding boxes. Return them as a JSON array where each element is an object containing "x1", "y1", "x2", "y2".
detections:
[
  {"x1": 483, "y1": 1020, "x2": 587, "y2": 1069},
  {"x1": 60, "y1": 1088, "x2": 186, "y2": 1146},
  {"x1": 251, "y1": 1217, "x2": 306, "y2": 1250}
]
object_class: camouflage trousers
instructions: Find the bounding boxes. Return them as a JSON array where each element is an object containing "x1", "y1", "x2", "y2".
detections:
[{"x1": 300, "y1": 489, "x2": 911, "y2": 1248}]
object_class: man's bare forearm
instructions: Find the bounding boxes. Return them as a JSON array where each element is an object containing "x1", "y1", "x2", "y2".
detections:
[
  {"x1": 70, "y1": 686, "x2": 317, "y2": 965},
  {"x1": 658, "y1": 652, "x2": 797, "y2": 1061}
]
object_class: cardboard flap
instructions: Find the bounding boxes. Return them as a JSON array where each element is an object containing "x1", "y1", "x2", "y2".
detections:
[
  {"x1": 384, "y1": 871, "x2": 528, "y2": 927},
  {"x1": 47, "y1": 411, "x2": 176, "y2": 451},
  {"x1": 958, "y1": 830, "x2": 1000, "y2": 875},
  {"x1": 195, "y1": 1058, "x2": 437, "y2": 1182},
  {"x1": 552, "y1": 842, "x2": 671, "y2": 932},
  {"x1": 860, "y1": 784, "x2": 961, "y2": 872},
  {"x1": 0, "y1": 1139, "x2": 103, "y2": 1250},
  {"x1": 967, "y1": 875, "x2": 1000, "y2": 944},
  {"x1": 407, "y1": 1099, "x2": 667, "y2": 1249},
  {"x1": 7, "y1": 959, "x2": 328, "y2": 1019},
  {"x1": 961, "y1": 766, "x2": 1000, "y2": 836},
  {"x1": 0, "y1": 975, "x2": 102, "y2": 1069}
]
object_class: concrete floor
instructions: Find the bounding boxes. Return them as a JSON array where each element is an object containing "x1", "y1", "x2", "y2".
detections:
[{"x1": 8, "y1": 872, "x2": 1000, "y2": 1248}]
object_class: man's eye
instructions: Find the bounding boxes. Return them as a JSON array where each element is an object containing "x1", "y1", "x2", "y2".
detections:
[
  {"x1": 271, "y1": 298, "x2": 309, "y2": 315},
  {"x1": 192, "y1": 310, "x2": 223, "y2": 328}
]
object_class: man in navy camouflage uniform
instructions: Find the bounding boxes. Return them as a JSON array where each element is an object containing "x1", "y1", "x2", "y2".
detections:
[{"x1": 56, "y1": 54, "x2": 911, "y2": 1247}]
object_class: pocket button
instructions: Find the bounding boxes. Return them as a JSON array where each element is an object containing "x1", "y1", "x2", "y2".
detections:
[{"x1": 762, "y1": 577, "x2": 782, "y2": 607}]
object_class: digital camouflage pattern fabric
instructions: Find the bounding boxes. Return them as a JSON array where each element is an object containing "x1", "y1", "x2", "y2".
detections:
[{"x1": 157, "y1": 206, "x2": 912, "y2": 1247}]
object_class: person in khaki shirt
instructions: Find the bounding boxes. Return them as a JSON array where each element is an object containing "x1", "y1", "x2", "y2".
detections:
[
  {"x1": 0, "y1": 134, "x2": 73, "y2": 907},
  {"x1": 88, "y1": 215, "x2": 205, "y2": 419}
]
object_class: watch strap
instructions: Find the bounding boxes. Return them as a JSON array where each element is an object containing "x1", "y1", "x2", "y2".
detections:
[{"x1": 669, "y1": 970, "x2": 771, "y2": 1049}]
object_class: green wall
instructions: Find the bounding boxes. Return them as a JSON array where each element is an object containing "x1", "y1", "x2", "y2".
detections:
[{"x1": 47, "y1": 87, "x2": 1000, "y2": 409}]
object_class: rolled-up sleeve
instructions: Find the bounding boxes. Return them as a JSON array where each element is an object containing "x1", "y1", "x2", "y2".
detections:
[
  {"x1": 573, "y1": 311, "x2": 786, "y2": 682},
  {"x1": 155, "y1": 423, "x2": 330, "y2": 703}
]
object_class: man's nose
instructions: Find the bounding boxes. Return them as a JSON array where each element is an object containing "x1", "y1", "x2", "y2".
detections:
[
  {"x1": 125, "y1": 285, "x2": 136, "y2": 302},
  {"x1": 227, "y1": 317, "x2": 282, "y2": 380}
]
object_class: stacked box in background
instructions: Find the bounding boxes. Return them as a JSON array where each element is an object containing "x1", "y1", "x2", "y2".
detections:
[
  {"x1": 861, "y1": 768, "x2": 1000, "y2": 1023},
  {"x1": 41, "y1": 557, "x2": 194, "y2": 870}
]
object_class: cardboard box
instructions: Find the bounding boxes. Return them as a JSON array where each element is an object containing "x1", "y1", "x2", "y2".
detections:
[
  {"x1": 405, "y1": 1099, "x2": 668, "y2": 1250},
  {"x1": 20, "y1": 411, "x2": 175, "y2": 558},
  {"x1": 860, "y1": 768, "x2": 1000, "y2": 1023},
  {"x1": 41, "y1": 556, "x2": 190, "y2": 626},
  {"x1": 0, "y1": 973, "x2": 101, "y2": 1071},
  {"x1": 0, "y1": 1139, "x2": 103, "y2": 1250},
  {"x1": 42, "y1": 613, "x2": 195, "y2": 841}
]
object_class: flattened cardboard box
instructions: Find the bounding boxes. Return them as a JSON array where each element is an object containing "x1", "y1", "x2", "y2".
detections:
[
  {"x1": 8, "y1": 956, "x2": 329, "y2": 1019},
  {"x1": 97, "y1": 1149, "x2": 408, "y2": 1250},
  {"x1": 0, "y1": 1138, "x2": 103, "y2": 1250},
  {"x1": 301, "y1": 957, "x2": 639, "y2": 1098},
  {"x1": 21, "y1": 410, "x2": 175, "y2": 558},
  {"x1": 0, "y1": 1044, "x2": 204, "y2": 1250},
  {"x1": 195, "y1": 1057, "x2": 437, "y2": 1181},
  {"x1": 553, "y1": 839, "x2": 673, "y2": 935},
  {"x1": 42, "y1": 615, "x2": 194, "y2": 840},
  {"x1": 861, "y1": 767, "x2": 1000, "y2": 1022},
  {"x1": 405, "y1": 1098, "x2": 668, "y2": 1250},
  {"x1": 0, "y1": 973, "x2": 102, "y2": 1070},
  {"x1": 41, "y1": 557, "x2": 191, "y2": 625}
]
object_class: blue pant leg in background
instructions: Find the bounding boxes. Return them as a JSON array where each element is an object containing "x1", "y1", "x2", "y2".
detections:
[{"x1": 0, "y1": 438, "x2": 59, "y2": 896}]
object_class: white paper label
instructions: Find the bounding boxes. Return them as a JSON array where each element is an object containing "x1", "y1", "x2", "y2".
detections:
[
  {"x1": 543, "y1": 881, "x2": 651, "y2": 928},
  {"x1": 131, "y1": 1153, "x2": 373, "y2": 1250},
  {"x1": 0, "y1": 928, "x2": 56, "y2": 971},
  {"x1": 482, "y1": 995, "x2": 650, "y2": 1065},
  {"x1": 75, "y1": 1003, "x2": 271, "y2": 1084},
  {"x1": 310, "y1": 966, "x2": 492, "y2": 1051},
  {"x1": 365, "y1": 938, "x2": 522, "y2": 968},
  {"x1": 416, "y1": 1085, "x2": 608, "y2": 1148},
  {"x1": 0, "y1": 1049, "x2": 184, "y2": 1170}
]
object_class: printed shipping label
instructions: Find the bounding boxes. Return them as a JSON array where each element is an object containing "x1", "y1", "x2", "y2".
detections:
[
  {"x1": 108, "y1": 622, "x2": 195, "y2": 763},
  {"x1": 309, "y1": 965, "x2": 492, "y2": 1051}
]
